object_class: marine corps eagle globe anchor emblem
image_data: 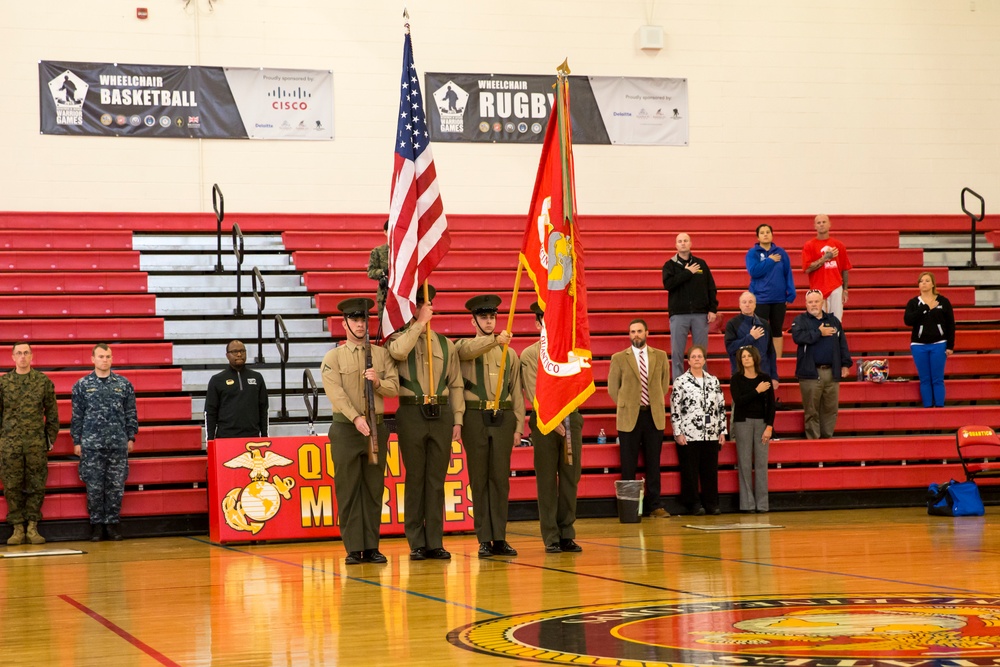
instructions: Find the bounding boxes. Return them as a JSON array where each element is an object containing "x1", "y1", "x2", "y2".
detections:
[{"x1": 221, "y1": 442, "x2": 296, "y2": 534}]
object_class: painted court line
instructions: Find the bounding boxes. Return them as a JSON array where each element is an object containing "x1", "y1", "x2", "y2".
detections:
[
  {"x1": 59, "y1": 594, "x2": 181, "y2": 667},
  {"x1": 189, "y1": 537, "x2": 504, "y2": 617}
]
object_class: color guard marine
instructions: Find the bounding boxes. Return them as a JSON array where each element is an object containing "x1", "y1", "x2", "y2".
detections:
[
  {"x1": 321, "y1": 298, "x2": 399, "y2": 565},
  {"x1": 385, "y1": 285, "x2": 465, "y2": 561},
  {"x1": 454, "y1": 294, "x2": 525, "y2": 558}
]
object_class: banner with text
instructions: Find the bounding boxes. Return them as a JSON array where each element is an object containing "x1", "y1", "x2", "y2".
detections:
[
  {"x1": 207, "y1": 436, "x2": 474, "y2": 545},
  {"x1": 39, "y1": 60, "x2": 333, "y2": 140},
  {"x1": 425, "y1": 73, "x2": 688, "y2": 146}
]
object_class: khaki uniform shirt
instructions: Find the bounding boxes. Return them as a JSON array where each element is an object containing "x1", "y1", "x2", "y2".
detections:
[
  {"x1": 386, "y1": 323, "x2": 465, "y2": 426},
  {"x1": 519, "y1": 341, "x2": 541, "y2": 407},
  {"x1": 455, "y1": 334, "x2": 526, "y2": 429},
  {"x1": 321, "y1": 341, "x2": 399, "y2": 422}
]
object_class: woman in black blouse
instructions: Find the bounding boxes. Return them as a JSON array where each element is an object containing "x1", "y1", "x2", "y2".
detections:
[{"x1": 730, "y1": 346, "x2": 776, "y2": 513}]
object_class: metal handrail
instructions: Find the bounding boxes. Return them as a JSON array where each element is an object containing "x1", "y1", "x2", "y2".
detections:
[
  {"x1": 252, "y1": 267, "x2": 266, "y2": 363},
  {"x1": 232, "y1": 223, "x2": 245, "y2": 315},
  {"x1": 961, "y1": 187, "x2": 986, "y2": 269},
  {"x1": 302, "y1": 369, "x2": 319, "y2": 436},
  {"x1": 274, "y1": 314, "x2": 290, "y2": 419},
  {"x1": 212, "y1": 184, "x2": 225, "y2": 273}
]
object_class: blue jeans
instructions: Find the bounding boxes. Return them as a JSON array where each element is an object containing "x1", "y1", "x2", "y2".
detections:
[{"x1": 911, "y1": 341, "x2": 947, "y2": 407}]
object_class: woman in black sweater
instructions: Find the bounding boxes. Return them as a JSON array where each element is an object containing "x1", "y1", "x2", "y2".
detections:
[
  {"x1": 903, "y1": 271, "x2": 955, "y2": 408},
  {"x1": 730, "y1": 346, "x2": 776, "y2": 513}
]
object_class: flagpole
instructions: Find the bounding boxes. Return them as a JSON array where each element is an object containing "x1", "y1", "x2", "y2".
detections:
[
  {"x1": 422, "y1": 280, "x2": 435, "y2": 404},
  {"x1": 556, "y1": 60, "x2": 575, "y2": 466},
  {"x1": 490, "y1": 262, "x2": 523, "y2": 413}
]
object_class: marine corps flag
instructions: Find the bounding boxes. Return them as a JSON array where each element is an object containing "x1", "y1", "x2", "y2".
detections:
[{"x1": 519, "y1": 66, "x2": 595, "y2": 434}]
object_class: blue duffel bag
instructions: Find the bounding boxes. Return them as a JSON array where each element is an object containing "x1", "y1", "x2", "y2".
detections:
[{"x1": 927, "y1": 479, "x2": 985, "y2": 517}]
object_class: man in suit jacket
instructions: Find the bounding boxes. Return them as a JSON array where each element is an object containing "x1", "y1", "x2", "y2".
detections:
[{"x1": 607, "y1": 319, "x2": 671, "y2": 517}]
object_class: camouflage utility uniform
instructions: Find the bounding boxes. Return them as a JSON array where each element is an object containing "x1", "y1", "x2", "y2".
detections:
[
  {"x1": 367, "y1": 243, "x2": 389, "y2": 316},
  {"x1": 0, "y1": 369, "x2": 59, "y2": 525},
  {"x1": 71, "y1": 372, "x2": 138, "y2": 525}
]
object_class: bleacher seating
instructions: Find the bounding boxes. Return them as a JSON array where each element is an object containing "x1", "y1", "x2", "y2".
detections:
[{"x1": 0, "y1": 211, "x2": 997, "y2": 530}]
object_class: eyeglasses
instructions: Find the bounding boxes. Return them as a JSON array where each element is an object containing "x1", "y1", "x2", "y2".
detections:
[
  {"x1": 227, "y1": 349, "x2": 247, "y2": 356},
  {"x1": 738, "y1": 345, "x2": 754, "y2": 351},
  {"x1": 805, "y1": 289, "x2": 823, "y2": 297}
]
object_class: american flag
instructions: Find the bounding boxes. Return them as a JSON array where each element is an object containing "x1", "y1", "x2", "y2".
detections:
[{"x1": 381, "y1": 27, "x2": 450, "y2": 337}]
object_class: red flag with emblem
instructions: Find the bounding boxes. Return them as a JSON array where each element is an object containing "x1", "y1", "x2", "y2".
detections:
[{"x1": 518, "y1": 74, "x2": 595, "y2": 434}]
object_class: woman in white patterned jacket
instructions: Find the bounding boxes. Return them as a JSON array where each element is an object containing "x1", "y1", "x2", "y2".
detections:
[{"x1": 670, "y1": 345, "x2": 728, "y2": 516}]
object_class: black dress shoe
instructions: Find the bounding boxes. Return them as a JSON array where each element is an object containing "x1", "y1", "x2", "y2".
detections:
[
  {"x1": 691, "y1": 505, "x2": 706, "y2": 516},
  {"x1": 740, "y1": 509, "x2": 755, "y2": 514},
  {"x1": 478, "y1": 542, "x2": 494, "y2": 558},
  {"x1": 559, "y1": 539, "x2": 583, "y2": 553},
  {"x1": 409, "y1": 548, "x2": 427, "y2": 561},
  {"x1": 708, "y1": 507, "x2": 722, "y2": 516},
  {"x1": 545, "y1": 543, "x2": 562, "y2": 553},
  {"x1": 90, "y1": 524, "x2": 103, "y2": 542},
  {"x1": 363, "y1": 549, "x2": 387, "y2": 564},
  {"x1": 425, "y1": 547, "x2": 451, "y2": 560},
  {"x1": 345, "y1": 551, "x2": 364, "y2": 565},
  {"x1": 491, "y1": 540, "x2": 517, "y2": 556},
  {"x1": 105, "y1": 523, "x2": 123, "y2": 541},
  {"x1": 756, "y1": 509, "x2": 769, "y2": 514}
]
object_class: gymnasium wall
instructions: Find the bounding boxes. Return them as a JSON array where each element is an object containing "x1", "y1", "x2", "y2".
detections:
[{"x1": 1, "y1": 0, "x2": 998, "y2": 216}]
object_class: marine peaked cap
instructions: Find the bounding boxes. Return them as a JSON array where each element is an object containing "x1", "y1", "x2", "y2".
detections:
[
  {"x1": 466, "y1": 294, "x2": 502, "y2": 314},
  {"x1": 338, "y1": 297, "x2": 375, "y2": 318},
  {"x1": 415, "y1": 284, "x2": 437, "y2": 304},
  {"x1": 529, "y1": 301, "x2": 544, "y2": 317}
]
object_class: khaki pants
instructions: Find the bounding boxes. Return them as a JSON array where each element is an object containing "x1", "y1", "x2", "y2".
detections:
[{"x1": 798, "y1": 366, "x2": 840, "y2": 439}]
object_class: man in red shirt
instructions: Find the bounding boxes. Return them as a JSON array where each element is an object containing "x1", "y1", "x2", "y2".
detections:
[{"x1": 801, "y1": 214, "x2": 852, "y2": 322}]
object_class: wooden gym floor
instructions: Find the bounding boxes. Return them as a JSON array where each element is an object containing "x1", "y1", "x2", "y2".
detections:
[{"x1": 4, "y1": 508, "x2": 1000, "y2": 666}]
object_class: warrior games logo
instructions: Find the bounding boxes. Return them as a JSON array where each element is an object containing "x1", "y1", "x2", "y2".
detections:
[
  {"x1": 449, "y1": 595, "x2": 1000, "y2": 666},
  {"x1": 432, "y1": 80, "x2": 469, "y2": 134},
  {"x1": 48, "y1": 69, "x2": 89, "y2": 125}
]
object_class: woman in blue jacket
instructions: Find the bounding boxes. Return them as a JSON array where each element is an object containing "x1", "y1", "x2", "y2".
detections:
[{"x1": 746, "y1": 224, "x2": 796, "y2": 358}]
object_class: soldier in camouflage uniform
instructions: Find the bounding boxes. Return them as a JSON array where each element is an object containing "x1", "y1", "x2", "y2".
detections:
[
  {"x1": 367, "y1": 220, "x2": 390, "y2": 317},
  {"x1": 1, "y1": 342, "x2": 60, "y2": 546},
  {"x1": 71, "y1": 344, "x2": 138, "y2": 542}
]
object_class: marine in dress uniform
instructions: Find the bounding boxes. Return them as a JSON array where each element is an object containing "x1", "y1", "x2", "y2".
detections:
[
  {"x1": 521, "y1": 302, "x2": 583, "y2": 554},
  {"x1": 321, "y1": 298, "x2": 399, "y2": 565},
  {"x1": 455, "y1": 294, "x2": 525, "y2": 558},
  {"x1": 385, "y1": 285, "x2": 465, "y2": 561},
  {"x1": 71, "y1": 344, "x2": 139, "y2": 541},
  {"x1": 1, "y1": 343, "x2": 60, "y2": 546}
]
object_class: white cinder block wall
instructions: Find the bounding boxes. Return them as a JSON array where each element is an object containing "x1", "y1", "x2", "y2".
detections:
[{"x1": 1, "y1": 0, "x2": 998, "y2": 216}]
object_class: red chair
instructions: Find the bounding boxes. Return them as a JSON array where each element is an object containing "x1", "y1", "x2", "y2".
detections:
[{"x1": 956, "y1": 425, "x2": 1000, "y2": 481}]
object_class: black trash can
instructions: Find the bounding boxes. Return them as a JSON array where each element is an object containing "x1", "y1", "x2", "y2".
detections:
[{"x1": 615, "y1": 480, "x2": 644, "y2": 523}]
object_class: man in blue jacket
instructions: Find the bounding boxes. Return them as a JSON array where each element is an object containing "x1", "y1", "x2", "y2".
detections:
[
  {"x1": 724, "y1": 291, "x2": 779, "y2": 384},
  {"x1": 790, "y1": 290, "x2": 853, "y2": 439}
]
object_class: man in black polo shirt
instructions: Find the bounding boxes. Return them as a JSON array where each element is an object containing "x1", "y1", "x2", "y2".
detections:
[
  {"x1": 205, "y1": 340, "x2": 269, "y2": 440},
  {"x1": 790, "y1": 290, "x2": 852, "y2": 439}
]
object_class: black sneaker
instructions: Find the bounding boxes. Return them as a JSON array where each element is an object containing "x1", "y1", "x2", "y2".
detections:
[
  {"x1": 691, "y1": 505, "x2": 706, "y2": 516},
  {"x1": 491, "y1": 540, "x2": 517, "y2": 557},
  {"x1": 425, "y1": 547, "x2": 451, "y2": 560},
  {"x1": 90, "y1": 524, "x2": 103, "y2": 542},
  {"x1": 409, "y1": 548, "x2": 427, "y2": 561},
  {"x1": 559, "y1": 539, "x2": 583, "y2": 553},
  {"x1": 105, "y1": 523, "x2": 123, "y2": 541},
  {"x1": 478, "y1": 542, "x2": 493, "y2": 558},
  {"x1": 345, "y1": 551, "x2": 364, "y2": 565},
  {"x1": 545, "y1": 543, "x2": 562, "y2": 553},
  {"x1": 363, "y1": 549, "x2": 387, "y2": 564}
]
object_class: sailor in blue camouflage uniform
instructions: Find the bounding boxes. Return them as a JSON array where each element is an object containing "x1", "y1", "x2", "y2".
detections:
[
  {"x1": 71, "y1": 344, "x2": 138, "y2": 542},
  {"x1": 1, "y1": 342, "x2": 60, "y2": 546}
]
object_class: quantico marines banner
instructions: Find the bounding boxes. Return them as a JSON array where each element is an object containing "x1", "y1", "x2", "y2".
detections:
[
  {"x1": 207, "y1": 436, "x2": 474, "y2": 545},
  {"x1": 424, "y1": 73, "x2": 689, "y2": 146},
  {"x1": 39, "y1": 60, "x2": 333, "y2": 140}
]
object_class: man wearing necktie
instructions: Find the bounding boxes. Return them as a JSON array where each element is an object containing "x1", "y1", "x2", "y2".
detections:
[
  {"x1": 607, "y1": 319, "x2": 671, "y2": 518},
  {"x1": 321, "y1": 298, "x2": 399, "y2": 565}
]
